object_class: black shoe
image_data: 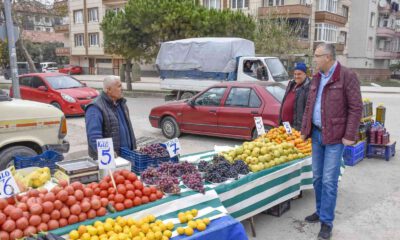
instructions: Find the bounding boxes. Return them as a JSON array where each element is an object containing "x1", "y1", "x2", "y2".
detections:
[
  {"x1": 305, "y1": 213, "x2": 320, "y2": 223},
  {"x1": 318, "y1": 223, "x2": 332, "y2": 240}
]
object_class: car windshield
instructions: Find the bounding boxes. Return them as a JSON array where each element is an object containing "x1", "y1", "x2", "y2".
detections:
[
  {"x1": 264, "y1": 58, "x2": 289, "y2": 81},
  {"x1": 45, "y1": 75, "x2": 83, "y2": 89},
  {"x1": 265, "y1": 85, "x2": 286, "y2": 103},
  {"x1": 48, "y1": 63, "x2": 58, "y2": 68}
]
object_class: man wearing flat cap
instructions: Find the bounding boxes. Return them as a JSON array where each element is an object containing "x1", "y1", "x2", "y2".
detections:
[{"x1": 279, "y1": 62, "x2": 311, "y2": 130}]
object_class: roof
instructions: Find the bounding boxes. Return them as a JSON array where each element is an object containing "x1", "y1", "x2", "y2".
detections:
[{"x1": 19, "y1": 72, "x2": 67, "y2": 78}]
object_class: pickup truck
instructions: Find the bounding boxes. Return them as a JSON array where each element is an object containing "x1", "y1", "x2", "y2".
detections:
[
  {"x1": 156, "y1": 37, "x2": 289, "y2": 100},
  {"x1": 0, "y1": 90, "x2": 69, "y2": 170}
]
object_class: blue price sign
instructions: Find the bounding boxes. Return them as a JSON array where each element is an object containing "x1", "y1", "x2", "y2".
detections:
[
  {"x1": 165, "y1": 138, "x2": 181, "y2": 157},
  {"x1": 0, "y1": 169, "x2": 20, "y2": 198},
  {"x1": 97, "y1": 138, "x2": 116, "y2": 169},
  {"x1": 282, "y1": 121, "x2": 293, "y2": 135}
]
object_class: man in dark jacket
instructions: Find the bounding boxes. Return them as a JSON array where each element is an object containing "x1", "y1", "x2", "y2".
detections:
[
  {"x1": 280, "y1": 62, "x2": 311, "y2": 130},
  {"x1": 85, "y1": 76, "x2": 136, "y2": 160},
  {"x1": 301, "y1": 43, "x2": 362, "y2": 240}
]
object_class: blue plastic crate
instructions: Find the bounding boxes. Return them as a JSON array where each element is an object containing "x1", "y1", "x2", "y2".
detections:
[
  {"x1": 13, "y1": 150, "x2": 64, "y2": 173},
  {"x1": 120, "y1": 146, "x2": 179, "y2": 174},
  {"x1": 367, "y1": 141, "x2": 396, "y2": 161},
  {"x1": 343, "y1": 141, "x2": 366, "y2": 166}
]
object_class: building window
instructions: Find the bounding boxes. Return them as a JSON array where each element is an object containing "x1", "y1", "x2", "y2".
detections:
[
  {"x1": 231, "y1": 0, "x2": 249, "y2": 9},
  {"x1": 338, "y1": 31, "x2": 347, "y2": 45},
  {"x1": 342, "y1": 6, "x2": 349, "y2": 18},
  {"x1": 88, "y1": 8, "x2": 99, "y2": 22},
  {"x1": 378, "y1": 15, "x2": 390, "y2": 28},
  {"x1": 89, "y1": 33, "x2": 99, "y2": 47},
  {"x1": 35, "y1": 16, "x2": 41, "y2": 22},
  {"x1": 316, "y1": 0, "x2": 338, "y2": 13},
  {"x1": 45, "y1": 17, "x2": 50, "y2": 23},
  {"x1": 96, "y1": 59, "x2": 112, "y2": 64},
  {"x1": 74, "y1": 34, "x2": 84, "y2": 47},
  {"x1": 203, "y1": 0, "x2": 221, "y2": 9},
  {"x1": 74, "y1": 10, "x2": 83, "y2": 24},
  {"x1": 314, "y1": 23, "x2": 337, "y2": 43},
  {"x1": 370, "y1": 13, "x2": 375, "y2": 27},
  {"x1": 263, "y1": 0, "x2": 283, "y2": 6}
]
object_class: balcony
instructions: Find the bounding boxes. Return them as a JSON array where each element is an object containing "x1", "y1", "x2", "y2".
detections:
[
  {"x1": 55, "y1": 47, "x2": 70, "y2": 56},
  {"x1": 103, "y1": 0, "x2": 127, "y2": 5},
  {"x1": 315, "y1": 11, "x2": 347, "y2": 27},
  {"x1": 376, "y1": 27, "x2": 395, "y2": 37},
  {"x1": 374, "y1": 50, "x2": 396, "y2": 59},
  {"x1": 258, "y1": 4, "x2": 312, "y2": 19},
  {"x1": 54, "y1": 24, "x2": 69, "y2": 33}
]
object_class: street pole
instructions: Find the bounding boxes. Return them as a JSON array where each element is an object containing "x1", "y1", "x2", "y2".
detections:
[{"x1": 4, "y1": 0, "x2": 20, "y2": 98}]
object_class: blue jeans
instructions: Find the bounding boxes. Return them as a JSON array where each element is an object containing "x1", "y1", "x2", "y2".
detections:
[{"x1": 311, "y1": 128, "x2": 344, "y2": 227}]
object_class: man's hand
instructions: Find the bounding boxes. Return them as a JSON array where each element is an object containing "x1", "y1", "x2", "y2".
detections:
[
  {"x1": 342, "y1": 138, "x2": 355, "y2": 146},
  {"x1": 301, "y1": 135, "x2": 307, "y2": 141}
]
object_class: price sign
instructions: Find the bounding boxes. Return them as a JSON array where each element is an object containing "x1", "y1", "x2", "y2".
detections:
[
  {"x1": 0, "y1": 168, "x2": 20, "y2": 198},
  {"x1": 97, "y1": 138, "x2": 116, "y2": 169},
  {"x1": 254, "y1": 117, "x2": 265, "y2": 136},
  {"x1": 165, "y1": 138, "x2": 181, "y2": 157},
  {"x1": 283, "y1": 121, "x2": 293, "y2": 135}
]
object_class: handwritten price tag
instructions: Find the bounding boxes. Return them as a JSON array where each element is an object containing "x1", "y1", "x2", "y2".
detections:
[
  {"x1": 283, "y1": 121, "x2": 293, "y2": 135},
  {"x1": 0, "y1": 168, "x2": 20, "y2": 198},
  {"x1": 254, "y1": 117, "x2": 265, "y2": 136},
  {"x1": 165, "y1": 138, "x2": 181, "y2": 157},
  {"x1": 97, "y1": 138, "x2": 116, "y2": 169}
]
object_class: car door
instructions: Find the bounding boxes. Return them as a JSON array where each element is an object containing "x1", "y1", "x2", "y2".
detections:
[
  {"x1": 18, "y1": 76, "x2": 33, "y2": 99},
  {"x1": 29, "y1": 76, "x2": 50, "y2": 103},
  {"x1": 180, "y1": 87, "x2": 227, "y2": 134},
  {"x1": 218, "y1": 87, "x2": 263, "y2": 138}
]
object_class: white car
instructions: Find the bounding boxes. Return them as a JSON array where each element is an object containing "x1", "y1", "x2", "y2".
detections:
[{"x1": 40, "y1": 62, "x2": 59, "y2": 73}]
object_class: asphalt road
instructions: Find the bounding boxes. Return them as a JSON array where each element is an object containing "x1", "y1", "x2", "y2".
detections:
[{"x1": 64, "y1": 92, "x2": 400, "y2": 240}]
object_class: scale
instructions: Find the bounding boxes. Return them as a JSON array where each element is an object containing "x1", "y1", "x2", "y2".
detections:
[{"x1": 54, "y1": 158, "x2": 99, "y2": 184}]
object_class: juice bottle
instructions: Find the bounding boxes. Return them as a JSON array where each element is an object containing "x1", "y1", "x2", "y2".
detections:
[{"x1": 376, "y1": 104, "x2": 386, "y2": 126}]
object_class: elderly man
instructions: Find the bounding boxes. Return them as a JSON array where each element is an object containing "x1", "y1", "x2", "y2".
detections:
[
  {"x1": 279, "y1": 62, "x2": 311, "y2": 130},
  {"x1": 301, "y1": 43, "x2": 362, "y2": 239},
  {"x1": 85, "y1": 76, "x2": 136, "y2": 159}
]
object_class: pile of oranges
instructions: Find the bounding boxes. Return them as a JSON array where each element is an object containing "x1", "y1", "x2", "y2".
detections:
[{"x1": 265, "y1": 126, "x2": 312, "y2": 156}]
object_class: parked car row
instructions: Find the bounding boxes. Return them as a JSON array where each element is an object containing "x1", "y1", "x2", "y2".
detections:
[{"x1": 3, "y1": 62, "x2": 83, "y2": 79}]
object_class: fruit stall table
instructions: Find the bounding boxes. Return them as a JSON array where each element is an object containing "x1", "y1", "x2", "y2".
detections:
[
  {"x1": 180, "y1": 150, "x2": 314, "y2": 221},
  {"x1": 53, "y1": 188, "x2": 248, "y2": 240}
]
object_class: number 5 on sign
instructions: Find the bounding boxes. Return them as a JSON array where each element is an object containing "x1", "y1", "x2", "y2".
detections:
[
  {"x1": 0, "y1": 168, "x2": 20, "y2": 199},
  {"x1": 97, "y1": 138, "x2": 116, "y2": 169},
  {"x1": 283, "y1": 121, "x2": 293, "y2": 135},
  {"x1": 254, "y1": 117, "x2": 265, "y2": 136},
  {"x1": 165, "y1": 138, "x2": 181, "y2": 157}
]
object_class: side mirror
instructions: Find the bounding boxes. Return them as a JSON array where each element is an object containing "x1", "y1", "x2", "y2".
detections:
[
  {"x1": 38, "y1": 86, "x2": 47, "y2": 91},
  {"x1": 188, "y1": 99, "x2": 195, "y2": 107}
]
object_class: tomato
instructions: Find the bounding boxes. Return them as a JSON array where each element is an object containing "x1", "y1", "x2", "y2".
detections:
[
  {"x1": 2, "y1": 219, "x2": 16, "y2": 233},
  {"x1": 114, "y1": 194, "x2": 124, "y2": 203},
  {"x1": 6, "y1": 197, "x2": 15, "y2": 205},
  {"x1": 124, "y1": 180, "x2": 131, "y2": 185},
  {"x1": 29, "y1": 204, "x2": 43, "y2": 215},
  {"x1": 127, "y1": 172, "x2": 137, "y2": 182},
  {"x1": 80, "y1": 201, "x2": 91, "y2": 213},
  {"x1": 125, "y1": 190, "x2": 135, "y2": 200},
  {"x1": 121, "y1": 169, "x2": 130, "y2": 178},
  {"x1": 96, "y1": 207, "x2": 106, "y2": 216},
  {"x1": 48, "y1": 219, "x2": 59, "y2": 230},
  {"x1": 50, "y1": 210, "x2": 61, "y2": 220},
  {"x1": 41, "y1": 213, "x2": 50, "y2": 223},
  {"x1": 90, "y1": 183, "x2": 99, "y2": 190},
  {"x1": 141, "y1": 196, "x2": 149, "y2": 204},
  {"x1": 64, "y1": 186, "x2": 74, "y2": 195},
  {"x1": 126, "y1": 184, "x2": 134, "y2": 191},
  {"x1": 142, "y1": 187, "x2": 151, "y2": 196},
  {"x1": 114, "y1": 203, "x2": 125, "y2": 212},
  {"x1": 42, "y1": 201, "x2": 54, "y2": 214},
  {"x1": 99, "y1": 181, "x2": 109, "y2": 190},
  {"x1": 91, "y1": 199, "x2": 101, "y2": 210},
  {"x1": 78, "y1": 212, "x2": 87, "y2": 222},
  {"x1": 115, "y1": 175, "x2": 125, "y2": 185},
  {"x1": 56, "y1": 190, "x2": 68, "y2": 202},
  {"x1": 117, "y1": 185, "x2": 127, "y2": 195},
  {"x1": 94, "y1": 188, "x2": 101, "y2": 195},
  {"x1": 43, "y1": 192, "x2": 56, "y2": 202},
  {"x1": 104, "y1": 175, "x2": 111, "y2": 182},
  {"x1": 134, "y1": 181, "x2": 143, "y2": 190},
  {"x1": 71, "y1": 182, "x2": 83, "y2": 191},
  {"x1": 74, "y1": 190, "x2": 84, "y2": 201},
  {"x1": 59, "y1": 218, "x2": 68, "y2": 227},
  {"x1": 133, "y1": 197, "x2": 142, "y2": 206},
  {"x1": 100, "y1": 198, "x2": 109, "y2": 207},
  {"x1": 58, "y1": 180, "x2": 68, "y2": 188},
  {"x1": 37, "y1": 223, "x2": 48, "y2": 232},
  {"x1": 28, "y1": 189, "x2": 40, "y2": 198},
  {"x1": 68, "y1": 215, "x2": 79, "y2": 225},
  {"x1": 54, "y1": 200, "x2": 63, "y2": 210},
  {"x1": 10, "y1": 229, "x2": 23, "y2": 240},
  {"x1": 0, "y1": 231, "x2": 9, "y2": 240},
  {"x1": 10, "y1": 207, "x2": 23, "y2": 221},
  {"x1": 108, "y1": 194, "x2": 115, "y2": 201},
  {"x1": 60, "y1": 207, "x2": 71, "y2": 219},
  {"x1": 70, "y1": 204, "x2": 81, "y2": 215},
  {"x1": 51, "y1": 186, "x2": 62, "y2": 195},
  {"x1": 134, "y1": 190, "x2": 143, "y2": 198},
  {"x1": 23, "y1": 226, "x2": 37, "y2": 236},
  {"x1": 15, "y1": 217, "x2": 28, "y2": 230},
  {"x1": 87, "y1": 209, "x2": 96, "y2": 219},
  {"x1": 28, "y1": 215, "x2": 41, "y2": 227},
  {"x1": 0, "y1": 212, "x2": 6, "y2": 225},
  {"x1": 83, "y1": 188, "x2": 94, "y2": 198},
  {"x1": 99, "y1": 190, "x2": 108, "y2": 198},
  {"x1": 155, "y1": 190, "x2": 164, "y2": 199},
  {"x1": 149, "y1": 193, "x2": 157, "y2": 202},
  {"x1": 66, "y1": 196, "x2": 77, "y2": 206},
  {"x1": 108, "y1": 187, "x2": 116, "y2": 194},
  {"x1": 123, "y1": 199, "x2": 133, "y2": 209}
]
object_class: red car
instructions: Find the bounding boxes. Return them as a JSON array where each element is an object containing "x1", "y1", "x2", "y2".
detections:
[
  {"x1": 149, "y1": 82, "x2": 285, "y2": 140},
  {"x1": 58, "y1": 65, "x2": 83, "y2": 75},
  {"x1": 10, "y1": 73, "x2": 99, "y2": 116}
]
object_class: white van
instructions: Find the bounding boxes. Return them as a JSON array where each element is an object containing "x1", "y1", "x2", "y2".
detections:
[{"x1": 40, "y1": 62, "x2": 59, "y2": 73}]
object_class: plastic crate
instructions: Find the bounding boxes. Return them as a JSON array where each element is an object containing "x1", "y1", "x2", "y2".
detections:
[
  {"x1": 367, "y1": 141, "x2": 396, "y2": 161},
  {"x1": 266, "y1": 199, "x2": 291, "y2": 217},
  {"x1": 13, "y1": 150, "x2": 64, "y2": 173},
  {"x1": 120, "y1": 147, "x2": 179, "y2": 174},
  {"x1": 343, "y1": 141, "x2": 366, "y2": 166}
]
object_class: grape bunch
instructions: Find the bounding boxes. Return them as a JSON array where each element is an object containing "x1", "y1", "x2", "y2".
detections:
[
  {"x1": 233, "y1": 160, "x2": 250, "y2": 175},
  {"x1": 158, "y1": 174, "x2": 180, "y2": 194},
  {"x1": 140, "y1": 167, "x2": 160, "y2": 185},
  {"x1": 138, "y1": 143, "x2": 169, "y2": 158},
  {"x1": 212, "y1": 155, "x2": 229, "y2": 164},
  {"x1": 197, "y1": 160, "x2": 209, "y2": 172},
  {"x1": 216, "y1": 161, "x2": 238, "y2": 179},
  {"x1": 177, "y1": 161, "x2": 198, "y2": 175},
  {"x1": 182, "y1": 173, "x2": 205, "y2": 194},
  {"x1": 158, "y1": 162, "x2": 180, "y2": 177},
  {"x1": 204, "y1": 171, "x2": 227, "y2": 183}
]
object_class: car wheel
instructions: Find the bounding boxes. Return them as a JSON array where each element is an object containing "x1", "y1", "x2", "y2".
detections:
[
  {"x1": 0, "y1": 146, "x2": 38, "y2": 170},
  {"x1": 51, "y1": 102, "x2": 62, "y2": 110},
  {"x1": 161, "y1": 116, "x2": 181, "y2": 139},
  {"x1": 251, "y1": 125, "x2": 273, "y2": 140},
  {"x1": 180, "y1": 91, "x2": 195, "y2": 100}
]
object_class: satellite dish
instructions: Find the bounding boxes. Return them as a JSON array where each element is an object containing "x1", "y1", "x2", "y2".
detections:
[{"x1": 379, "y1": 0, "x2": 387, "y2": 8}]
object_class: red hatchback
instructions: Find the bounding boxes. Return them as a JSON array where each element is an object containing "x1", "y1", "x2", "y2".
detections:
[
  {"x1": 10, "y1": 73, "x2": 99, "y2": 116},
  {"x1": 58, "y1": 65, "x2": 83, "y2": 75},
  {"x1": 149, "y1": 82, "x2": 286, "y2": 140}
]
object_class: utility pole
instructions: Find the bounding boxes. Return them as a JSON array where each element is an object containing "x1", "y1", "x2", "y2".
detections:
[{"x1": 4, "y1": 0, "x2": 20, "y2": 98}]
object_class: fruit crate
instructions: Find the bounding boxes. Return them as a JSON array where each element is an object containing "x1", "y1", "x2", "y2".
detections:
[
  {"x1": 120, "y1": 147, "x2": 179, "y2": 174},
  {"x1": 265, "y1": 199, "x2": 291, "y2": 217},
  {"x1": 343, "y1": 140, "x2": 366, "y2": 166},
  {"x1": 13, "y1": 150, "x2": 64, "y2": 173},
  {"x1": 367, "y1": 141, "x2": 396, "y2": 161}
]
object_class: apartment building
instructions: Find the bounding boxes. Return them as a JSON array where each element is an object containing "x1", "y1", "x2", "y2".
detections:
[{"x1": 347, "y1": 0, "x2": 400, "y2": 80}]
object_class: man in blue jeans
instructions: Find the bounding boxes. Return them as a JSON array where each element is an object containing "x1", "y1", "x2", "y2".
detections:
[{"x1": 301, "y1": 43, "x2": 362, "y2": 239}]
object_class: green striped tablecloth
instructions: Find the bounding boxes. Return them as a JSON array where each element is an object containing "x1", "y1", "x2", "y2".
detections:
[{"x1": 54, "y1": 189, "x2": 228, "y2": 238}]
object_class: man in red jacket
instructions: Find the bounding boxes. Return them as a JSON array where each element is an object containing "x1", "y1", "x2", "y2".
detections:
[{"x1": 301, "y1": 43, "x2": 362, "y2": 240}]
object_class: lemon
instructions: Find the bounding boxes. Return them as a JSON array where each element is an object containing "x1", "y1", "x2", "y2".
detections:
[
  {"x1": 117, "y1": 217, "x2": 127, "y2": 227},
  {"x1": 197, "y1": 222, "x2": 206, "y2": 231},
  {"x1": 163, "y1": 230, "x2": 172, "y2": 237},
  {"x1": 130, "y1": 225, "x2": 140, "y2": 236},
  {"x1": 203, "y1": 218, "x2": 210, "y2": 225},
  {"x1": 91, "y1": 236, "x2": 99, "y2": 240},
  {"x1": 109, "y1": 235, "x2": 119, "y2": 240},
  {"x1": 186, "y1": 214, "x2": 194, "y2": 221},
  {"x1": 107, "y1": 231, "x2": 116, "y2": 237},
  {"x1": 155, "y1": 220, "x2": 163, "y2": 225},
  {"x1": 154, "y1": 231, "x2": 163, "y2": 240},
  {"x1": 87, "y1": 226, "x2": 98, "y2": 236},
  {"x1": 141, "y1": 223, "x2": 150, "y2": 234},
  {"x1": 191, "y1": 209, "x2": 198, "y2": 217},
  {"x1": 184, "y1": 227, "x2": 194, "y2": 236},
  {"x1": 161, "y1": 236, "x2": 169, "y2": 240},
  {"x1": 133, "y1": 237, "x2": 141, "y2": 240},
  {"x1": 152, "y1": 226, "x2": 161, "y2": 233},
  {"x1": 177, "y1": 227, "x2": 185, "y2": 235},
  {"x1": 185, "y1": 211, "x2": 191, "y2": 216},
  {"x1": 114, "y1": 224, "x2": 123, "y2": 233},
  {"x1": 118, "y1": 233, "x2": 128, "y2": 240},
  {"x1": 99, "y1": 234, "x2": 108, "y2": 240},
  {"x1": 178, "y1": 212, "x2": 185, "y2": 218},
  {"x1": 78, "y1": 225, "x2": 87, "y2": 235},
  {"x1": 69, "y1": 230, "x2": 79, "y2": 240},
  {"x1": 188, "y1": 220, "x2": 197, "y2": 229},
  {"x1": 147, "y1": 214, "x2": 156, "y2": 223},
  {"x1": 178, "y1": 215, "x2": 187, "y2": 223},
  {"x1": 81, "y1": 233, "x2": 91, "y2": 240},
  {"x1": 94, "y1": 221, "x2": 103, "y2": 228},
  {"x1": 104, "y1": 222, "x2": 113, "y2": 232},
  {"x1": 166, "y1": 221, "x2": 174, "y2": 230},
  {"x1": 123, "y1": 226, "x2": 131, "y2": 235},
  {"x1": 146, "y1": 231, "x2": 155, "y2": 240},
  {"x1": 127, "y1": 218, "x2": 134, "y2": 227},
  {"x1": 106, "y1": 218, "x2": 115, "y2": 226},
  {"x1": 158, "y1": 223, "x2": 167, "y2": 232}
]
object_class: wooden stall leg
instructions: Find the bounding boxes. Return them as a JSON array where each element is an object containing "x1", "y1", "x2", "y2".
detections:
[{"x1": 248, "y1": 217, "x2": 256, "y2": 237}]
